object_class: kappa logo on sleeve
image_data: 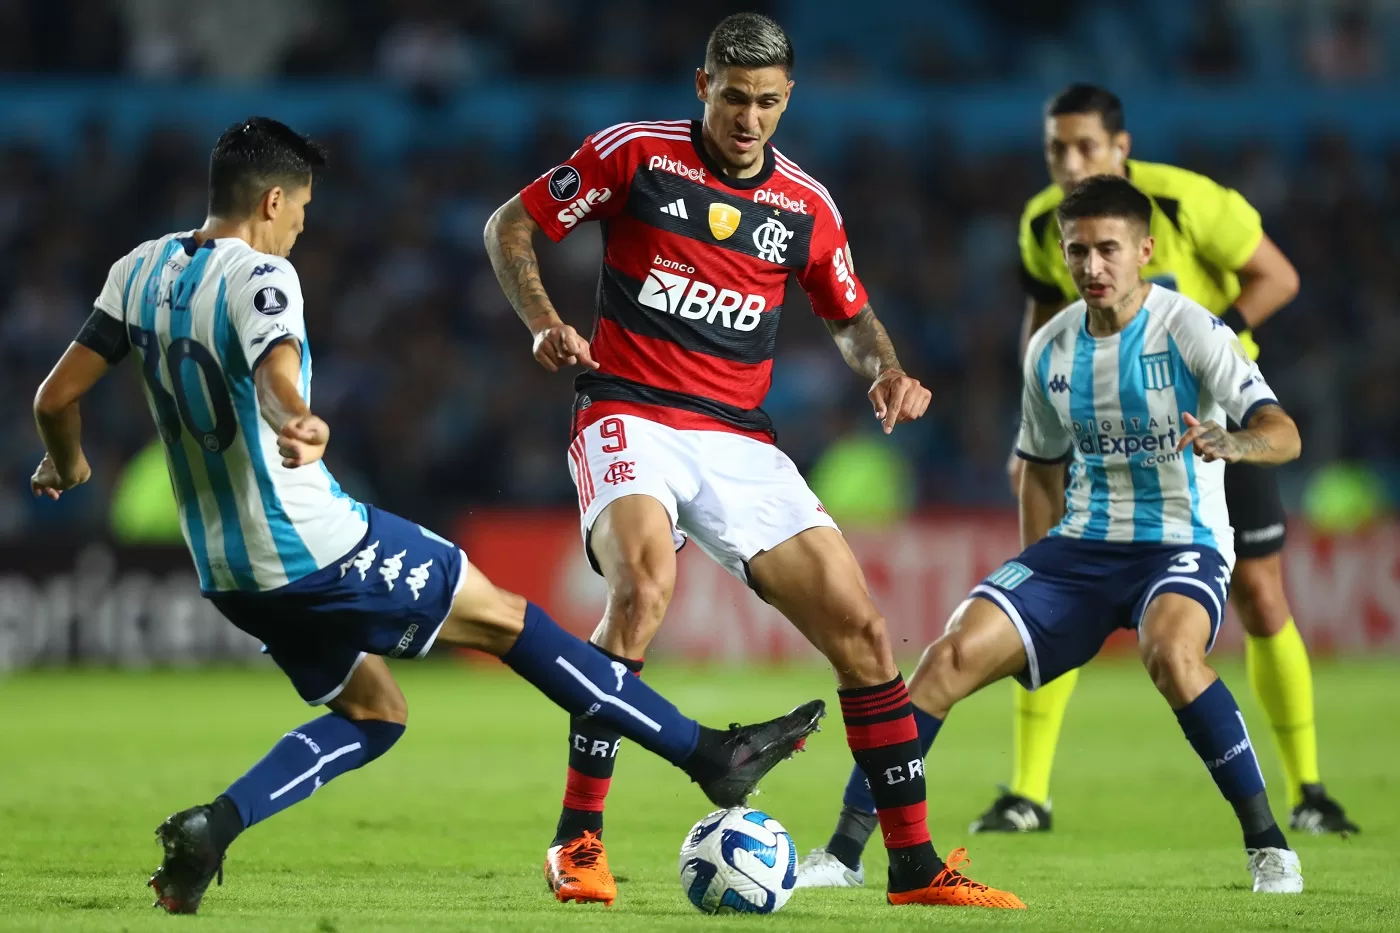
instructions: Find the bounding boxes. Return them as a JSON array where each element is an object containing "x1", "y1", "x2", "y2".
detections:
[{"x1": 253, "y1": 286, "x2": 289, "y2": 315}]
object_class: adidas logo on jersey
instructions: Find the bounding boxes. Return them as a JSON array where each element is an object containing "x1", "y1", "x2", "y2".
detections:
[
  {"x1": 660, "y1": 198, "x2": 689, "y2": 219},
  {"x1": 637, "y1": 257, "x2": 765, "y2": 332},
  {"x1": 648, "y1": 154, "x2": 705, "y2": 183},
  {"x1": 753, "y1": 187, "x2": 808, "y2": 214}
]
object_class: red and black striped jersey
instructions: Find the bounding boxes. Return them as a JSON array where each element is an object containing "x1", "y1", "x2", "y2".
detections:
[{"x1": 519, "y1": 119, "x2": 867, "y2": 443}]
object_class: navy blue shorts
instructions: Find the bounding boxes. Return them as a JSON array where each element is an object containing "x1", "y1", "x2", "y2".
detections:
[
  {"x1": 209, "y1": 506, "x2": 466, "y2": 705},
  {"x1": 971, "y1": 536, "x2": 1231, "y2": 691}
]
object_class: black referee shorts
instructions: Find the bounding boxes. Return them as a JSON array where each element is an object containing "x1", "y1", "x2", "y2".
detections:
[{"x1": 1224, "y1": 418, "x2": 1288, "y2": 560}]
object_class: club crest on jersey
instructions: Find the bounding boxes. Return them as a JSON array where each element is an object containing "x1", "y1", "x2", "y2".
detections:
[
  {"x1": 547, "y1": 165, "x2": 582, "y2": 201},
  {"x1": 752, "y1": 217, "x2": 793, "y2": 264},
  {"x1": 708, "y1": 203, "x2": 740, "y2": 240},
  {"x1": 1140, "y1": 352, "x2": 1173, "y2": 390},
  {"x1": 253, "y1": 286, "x2": 288, "y2": 315}
]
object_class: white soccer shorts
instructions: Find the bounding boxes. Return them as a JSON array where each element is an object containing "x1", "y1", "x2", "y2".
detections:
[{"x1": 566, "y1": 414, "x2": 839, "y2": 584}]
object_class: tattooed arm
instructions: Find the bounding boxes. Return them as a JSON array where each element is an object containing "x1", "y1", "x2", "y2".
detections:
[
  {"x1": 825, "y1": 304, "x2": 901, "y2": 379},
  {"x1": 825, "y1": 304, "x2": 931, "y2": 434},
  {"x1": 483, "y1": 194, "x2": 597, "y2": 373},
  {"x1": 1176, "y1": 405, "x2": 1301, "y2": 465}
]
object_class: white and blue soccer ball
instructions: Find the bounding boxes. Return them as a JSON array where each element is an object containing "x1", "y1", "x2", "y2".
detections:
[{"x1": 678, "y1": 807, "x2": 797, "y2": 915}]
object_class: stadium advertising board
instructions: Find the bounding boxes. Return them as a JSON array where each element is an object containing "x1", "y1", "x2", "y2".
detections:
[{"x1": 2, "y1": 515, "x2": 1396, "y2": 670}]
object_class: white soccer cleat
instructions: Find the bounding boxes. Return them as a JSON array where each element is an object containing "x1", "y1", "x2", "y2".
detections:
[
  {"x1": 1247, "y1": 847, "x2": 1303, "y2": 893},
  {"x1": 794, "y1": 847, "x2": 865, "y2": 888}
]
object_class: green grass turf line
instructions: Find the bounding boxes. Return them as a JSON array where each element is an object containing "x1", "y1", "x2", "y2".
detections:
[{"x1": 0, "y1": 658, "x2": 1396, "y2": 932}]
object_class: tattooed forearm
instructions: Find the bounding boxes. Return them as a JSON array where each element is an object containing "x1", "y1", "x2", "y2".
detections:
[
  {"x1": 484, "y1": 196, "x2": 560, "y2": 333},
  {"x1": 1181, "y1": 406, "x2": 1300, "y2": 465},
  {"x1": 824, "y1": 304, "x2": 902, "y2": 381}
]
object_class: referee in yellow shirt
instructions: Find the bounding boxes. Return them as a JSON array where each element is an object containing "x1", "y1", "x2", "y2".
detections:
[{"x1": 980, "y1": 84, "x2": 1357, "y2": 837}]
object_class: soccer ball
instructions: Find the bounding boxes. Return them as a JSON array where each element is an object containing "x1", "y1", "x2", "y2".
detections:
[{"x1": 678, "y1": 807, "x2": 797, "y2": 914}]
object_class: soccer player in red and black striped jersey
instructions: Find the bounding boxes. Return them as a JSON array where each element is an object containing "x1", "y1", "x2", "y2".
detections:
[{"x1": 486, "y1": 12, "x2": 1022, "y2": 912}]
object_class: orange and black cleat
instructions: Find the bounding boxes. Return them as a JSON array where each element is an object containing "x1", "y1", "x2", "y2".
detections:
[
  {"x1": 545, "y1": 830, "x2": 617, "y2": 905},
  {"x1": 887, "y1": 847, "x2": 1026, "y2": 909}
]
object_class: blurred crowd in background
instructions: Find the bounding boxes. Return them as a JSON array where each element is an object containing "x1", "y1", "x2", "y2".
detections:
[
  {"x1": 1, "y1": 0, "x2": 1398, "y2": 540},
  {"x1": 5, "y1": 0, "x2": 1400, "y2": 85}
]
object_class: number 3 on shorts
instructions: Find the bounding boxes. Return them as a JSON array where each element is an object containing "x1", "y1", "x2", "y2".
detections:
[{"x1": 1167, "y1": 551, "x2": 1201, "y2": 574}]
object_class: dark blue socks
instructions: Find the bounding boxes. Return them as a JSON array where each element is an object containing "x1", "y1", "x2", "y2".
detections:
[
  {"x1": 841, "y1": 704, "x2": 943, "y2": 814},
  {"x1": 502, "y1": 603, "x2": 699, "y2": 764},
  {"x1": 223, "y1": 713, "x2": 405, "y2": 829},
  {"x1": 1175, "y1": 677, "x2": 1287, "y2": 850}
]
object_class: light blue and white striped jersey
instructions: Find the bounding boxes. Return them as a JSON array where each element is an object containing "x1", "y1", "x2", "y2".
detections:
[
  {"x1": 95, "y1": 232, "x2": 368, "y2": 592},
  {"x1": 1016, "y1": 285, "x2": 1279, "y2": 567}
]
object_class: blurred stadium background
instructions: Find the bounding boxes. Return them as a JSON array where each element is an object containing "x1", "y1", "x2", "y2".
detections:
[{"x1": 1, "y1": 0, "x2": 1398, "y2": 670}]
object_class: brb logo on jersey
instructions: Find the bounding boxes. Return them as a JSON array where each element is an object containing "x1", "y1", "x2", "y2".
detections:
[
  {"x1": 648, "y1": 154, "x2": 705, "y2": 183},
  {"x1": 558, "y1": 187, "x2": 612, "y2": 229},
  {"x1": 637, "y1": 256, "x2": 765, "y2": 332},
  {"x1": 752, "y1": 217, "x2": 793, "y2": 264},
  {"x1": 753, "y1": 188, "x2": 807, "y2": 214}
]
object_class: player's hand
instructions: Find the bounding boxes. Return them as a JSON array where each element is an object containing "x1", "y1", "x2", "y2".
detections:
[
  {"x1": 30, "y1": 453, "x2": 91, "y2": 500},
  {"x1": 532, "y1": 323, "x2": 599, "y2": 373},
  {"x1": 1176, "y1": 412, "x2": 1244, "y2": 463},
  {"x1": 278, "y1": 414, "x2": 330, "y2": 468},
  {"x1": 868, "y1": 369, "x2": 931, "y2": 434},
  {"x1": 1006, "y1": 444, "x2": 1026, "y2": 497}
]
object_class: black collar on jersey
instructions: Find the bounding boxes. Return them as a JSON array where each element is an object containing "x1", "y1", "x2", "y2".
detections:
[
  {"x1": 689, "y1": 119, "x2": 775, "y2": 191},
  {"x1": 177, "y1": 235, "x2": 217, "y2": 256}
]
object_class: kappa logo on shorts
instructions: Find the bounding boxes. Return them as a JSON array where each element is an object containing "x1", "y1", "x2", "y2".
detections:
[
  {"x1": 379, "y1": 550, "x2": 408, "y2": 591},
  {"x1": 340, "y1": 540, "x2": 380, "y2": 580},
  {"x1": 405, "y1": 559, "x2": 434, "y2": 600},
  {"x1": 987, "y1": 561, "x2": 1033, "y2": 591},
  {"x1": 389, "y1": 623, "x2": 420, "y2": 658},
  {"x1": 603, "y1": 461, "x2": 636, "y2": 485}
]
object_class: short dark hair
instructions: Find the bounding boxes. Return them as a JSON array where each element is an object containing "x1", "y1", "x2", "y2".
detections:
[
  {"x1": 1057, "y1": 175, "x2": 1152, "y2": 233},
  {"x1": 1045, "y1": 83, "x2": 1125, "y2": 135},
  {"x1": 704, "y1": 13, "x2": 794, "y2": 75},
  {"x1": 208, "y1": 117, "x2": 327, "y2": 218}
]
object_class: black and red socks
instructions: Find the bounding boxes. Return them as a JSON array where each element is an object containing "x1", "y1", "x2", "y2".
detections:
[{"x1": 839, "y1": 675, "x2": 940, "y2": 892}]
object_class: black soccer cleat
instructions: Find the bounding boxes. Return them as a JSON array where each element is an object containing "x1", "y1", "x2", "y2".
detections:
[
  {"x1": 968, "y1": 787, "x2": 1052, "y2": 834},
  {"x1": 148, "y1": 805, "x2": 227, "y2": 914},
  {"x1": 1290, "y1": 784, "x2": 1359, "y2": 836},
  {"x1": 692, "y1": 699, "x2": 825, "y2": 808}
]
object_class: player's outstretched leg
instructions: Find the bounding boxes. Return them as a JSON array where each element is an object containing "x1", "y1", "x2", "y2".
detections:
[
  {"x1": 435, "y1": 561, "x2": 823, "y2": 811},
  {"x1": 750, "y1": 531, "x2": 1025, "y2": 909},
  {"x1": 544, "y1": 496, "x2": 674, "y2": 905},
  {"x1": 1232, "y1": 554, "x2": 1358, "y2": 835},
  {"x1": 1140, "y1": 593, "x2": 1303, "y2": 894},
  {"x1": 149, "y1": 657, "x2": 409, "y2": 914}
]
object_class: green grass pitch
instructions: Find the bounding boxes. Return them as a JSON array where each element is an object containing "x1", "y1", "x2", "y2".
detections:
[{"x1": 0, "y1": 658, "x2": 1395, "y2": 932}]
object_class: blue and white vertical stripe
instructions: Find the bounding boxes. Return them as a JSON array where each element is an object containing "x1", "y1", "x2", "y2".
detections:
[
  {"x1": 1034, "y1": 289, "x2": 1236, "y2": 565},
  {"x1": 117, "y1": 232, "x2": 368, "y2": 592}
]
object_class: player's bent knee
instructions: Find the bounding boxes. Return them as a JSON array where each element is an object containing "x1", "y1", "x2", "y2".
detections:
[
  {"x1": 607, "y1": 572, "x2": 672, "y2": 629},
  {"x1": 1139, "y1": 634, "x2": 1210, "y2": 704}
]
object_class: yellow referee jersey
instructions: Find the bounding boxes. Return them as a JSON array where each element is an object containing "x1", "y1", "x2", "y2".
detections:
[{"x1": 1019, "y1": 159, "x2": 1264, "y2": 355}]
